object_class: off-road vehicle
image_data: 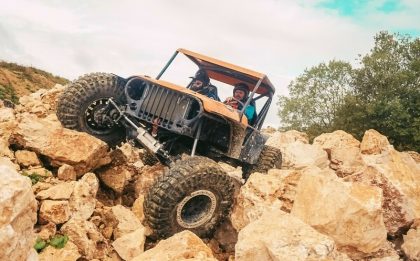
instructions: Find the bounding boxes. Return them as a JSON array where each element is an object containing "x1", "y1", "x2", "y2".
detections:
[{"x1": 56, "y1": 48, "x2": 282, "y2": 238}]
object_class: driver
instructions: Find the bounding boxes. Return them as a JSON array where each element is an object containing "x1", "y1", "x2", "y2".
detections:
[
  {"x1": 190, "y1": 69, "x2": 220, "y2": 101},
  {"x1": 224, "y1": 82, "x2": 256, "y2": 123}
]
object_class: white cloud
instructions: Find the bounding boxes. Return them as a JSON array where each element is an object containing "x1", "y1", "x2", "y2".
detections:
[{"x1": 0, "y1": 0, "x2": 414, "y2": 127}]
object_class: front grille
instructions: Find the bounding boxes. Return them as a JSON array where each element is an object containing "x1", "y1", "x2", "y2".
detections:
[{"x1": 126, "y1": 79, "x2": 201, "y2": 132}]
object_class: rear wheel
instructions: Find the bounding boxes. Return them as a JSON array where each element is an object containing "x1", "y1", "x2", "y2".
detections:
[
  {"x1": 56, "y1": 73, "x2": 127, "y2": 147},
  {"x1": 243, "y1": 145, "x2": 282, "y2": 179},
  {"x1": 144, "y1": 156, "x2": 235, "y2": 239}
]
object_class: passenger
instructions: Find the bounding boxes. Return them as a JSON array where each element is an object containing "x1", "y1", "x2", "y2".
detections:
[
  {"x1": 190, "y1": 69, "x2": 220, "y2": 101},
  {"x1": 224, "y1": 82, "x2": 256, "y2": 123}
]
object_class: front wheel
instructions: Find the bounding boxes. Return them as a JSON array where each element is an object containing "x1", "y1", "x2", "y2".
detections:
[
  {"x1": 144, "y1": 156, "x2": 235, "y2": 239},
  {"x1": 56, "y1": 73, "x2": 127, "y2": 147},
  {"x1": 243, "y1": 145, "x2": 282, "y2": 179}
]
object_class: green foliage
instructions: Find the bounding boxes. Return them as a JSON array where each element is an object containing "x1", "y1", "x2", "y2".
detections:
[
  {"x1": 0, "y1": 84, "x2": 18, "y2": 103},
  {"x1": 278, "y1": 31, "x2": 420, "y2": 151},
  {"x1": 33, "y1": 234, "x2": 69, "y2": 252},
  {"x1": 49, "y1": 234, "x2": 69, "y2": 249},
  {"x1": 21, "y1": 171, "x2": 45, "y2": 185},
  {"x1": 34, "y1": 237, "x2": 47, "y2": 252},
  {"x1": 278, "y1": 60, "x2": 353, "y2": 139}
]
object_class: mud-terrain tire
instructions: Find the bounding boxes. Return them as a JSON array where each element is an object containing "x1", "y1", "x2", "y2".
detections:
[
  {"x1": 243, "y1": 145, "x2": 282, "y2": 179},
  {"x1": 144, "y1": 156, "x2": 235, "y2": 239},
  {"x1": 56, "y1": 73, "x2": 127, "y2": 147}
]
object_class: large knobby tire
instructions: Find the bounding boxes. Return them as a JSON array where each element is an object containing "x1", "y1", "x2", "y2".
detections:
[
  {"x1": 144, "y1": 156, "x2": 235, "y2": 239},
  {"x1": 56, "y1": 73, "x2": 127, "y2": 147},
  {"x1": 244, "y1": 145, "x2": 282, "y2": 179}
]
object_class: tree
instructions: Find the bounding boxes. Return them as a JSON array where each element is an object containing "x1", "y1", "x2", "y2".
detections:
[
  {"x1": 335, "y1": 32, "x2": 420, "y2": 151},
  {"x1": 278, "y1": 31, "x2": 420, "y2": 151},
  {"x1": 277, "y1": 60, "x2": 353, "y2": 139}
]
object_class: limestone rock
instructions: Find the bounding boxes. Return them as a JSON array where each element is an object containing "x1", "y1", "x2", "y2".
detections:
[
  {"x1": 0, "y1": 156, "x2": 19, "y2": 170},
  {"x1": 36, "y1": 222, "x2": 57, "y2": 240},
  {"x1": 57, "y1": 164, "x2": 77, "y2": 181},
  {"x1": 291, "y1": 168, "x2": 387, "y2": 258},
  {"x1": 345, "y1": 166, "x2": 414, "y2": 236},
  {"x1": 61, "y1": 218, "x2": 108, "y2": 260},
  {"x1": 9, "y1": 114, "x2": 111, "y2": 175},
  {"x1": 131, "y1": 230, "x2": 217, "y2": 261},
  {"x1": 265, "y1": 130, "x2": 309, "y2": 149},
  {"x1": 39, "y1": 200, "x2": 71, "y2": 224},
  {"x1": 116, "y1": 142, "x2": 142, "y2": 164},
  {"x1": 281, "y1": 142, "x2": 329, "y2": 170},
  {"x1": 405, "y1": 151, "x2": 420, "y2": 163},
  {"x1": 235, "y1": 210, "x2": 351, "y2": 261},
  {"x1": 24, "y1": 166, "x2": 52, "y2": 177},
  {"x1": 313, "y1": 130, "x2": 365, "y2": 177},
  {"x1": 402, "y1": 226, "x2": 420, "y2": 260},
  {"x1": 15, "y1": 150, "x2": 41, "y2": 167},
  {"x1": 231, "y1": 170, "x2": 301, "y2": 231},
  {"x1": 36, "y1": 181, "x2": 75, "y2": 200},
  {"x1": 218, "y1": 162, "x2": 243, "y2": 184},
  {"x1": 98, "y1": 166, "x2": 132, "y2": 194},
  {"x1": 0, "y1": 165, "x2": 37, "y2": 261},
  {"x1": 69, "y1": 173, "x2": 99, "y2": 220},
  {"x1": 0, "y1": 107, "x2": 15, "y2": 122},
  {"x1": 362, "y1": 144, "x2": 420, "y2": 224},
  {"x1": 112, "y1": 226, "x2": 146, "y2": 260},
  {"x1": 361, "y1": 129, "x2": 392, "y2": 155},
  {"x1": 110, "y1": 205, "x2": 142, "y2": 239},
  {"x1": 131, "y1": 195, "x2": 145, "y2": 223},
  {"x1": 38, "y1": 241, "x2": 81, "y2": 261}
]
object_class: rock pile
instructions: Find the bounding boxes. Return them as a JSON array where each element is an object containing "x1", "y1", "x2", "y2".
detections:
[{"x1": 0, "y1": 85, "x2": 419, "y2": 261}]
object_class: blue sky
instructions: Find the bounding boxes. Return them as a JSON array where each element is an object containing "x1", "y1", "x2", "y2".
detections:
[{"x1": 0, "y1": 0, "x2": 419, "y2": 127}]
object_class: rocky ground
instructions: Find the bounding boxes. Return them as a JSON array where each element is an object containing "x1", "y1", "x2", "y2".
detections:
[{"x1": 0, "y1": 84, "x2": 419, "y2": 261}]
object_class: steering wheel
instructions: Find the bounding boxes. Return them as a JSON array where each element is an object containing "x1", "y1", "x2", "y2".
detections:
[{"x1": 229, "y1": 97, "x2": 245, "y2": 108}]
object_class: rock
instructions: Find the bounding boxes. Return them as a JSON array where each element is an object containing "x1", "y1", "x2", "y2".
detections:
[
  {"x1": 405, "y1": 151, "x2": 420, "y2": 163},
  {"x1": 313, "y1": 130, "x2": 365, "y2": 177},
  {"x1": 131, "y1": 195, "x2": 145, "y2": 223},
  {"x1": 0, "y1": 107, "x2": 15, "y2": 122},
  {"x1": 235, "y1": 209, "x2": 350, "y2": 261},
  {"x1": 131, "y1": 230, "x2": 217, "y2": 261},
  {"x1": 281, "y1": 142, "x2": 329, "y2": 170},
  {"x1": 291, "y1": 168, "x2": 387, "y2": 258},
  {"x1": 0, "y1": 156, "x2": 19, "y2": 170},
  {"x1": 110, "y1": 205, "x2": 142, "y2": 239},
  {"x1": 0, "y1": 138, "x2": 14, "y2": 159},
  {"x1": 61, "y1": 218, "x2": 108, "y2": 260},
  {"x1": 98, "y1": 166, "x2": 132, "y2": 194},
  {"x1": 218, "y1": 162, "x2": 243, "y2": 184},
  {"x1": 134, "y1": 164, "x2": 164, "y2": 198},
  {"x1": 402, "y1": 226, "x2": 420, "y2": 260},
  {"x1": 0, "y1": 165, "x2": 37, "y2": 261},
  {"x1": 38, "y1": 241, "x2": 81, "y2": 261},
  {"x1": 345, "y1": 166, "x2": 414, "y2": 236},
  {"x1": 23, "y1": 166, "x2": 52, "y2": 177},
  {"x1": 9, "y1": 114, "x2": 111, "y2": 175},
  {"x1": 39, "y1": 200, "x2": 71, "y2": 224},
  {"x1": 362, "y1": 143, "x2": 420, "y2": 225},
  {"x1": 36, "y1": 222, "x2": 57, "y2": 240},
  {"x1": 69, "y1": 173, "x2": 99, "y2": 220},
  {"x1": 112, "y1": 226, "x2": 146, "y2": 260},
  {"x1": 36, "y1": 181, "x2": 75, "y2": 200},
  {"x1": 116, "y1": 142, "x2": 142, "y2": 164},
  {"x1": 14, "y1": 150, "x2": 41, "y2": 167},
  {"x1": 265, "y1": 130, "x2": 309, "y2": 149},
  {"x1": 57, "y1": 164, "x2": 77, "y2": 181},
  {"x1": 361, "y1": 129, "x2": 392, "y2": 155},
  {"x1": 231, "y1": 170, "x2": 301, "y2": 231},
  {"x1": 213, "y1": 220, "x2": 238, "y2": 254}
]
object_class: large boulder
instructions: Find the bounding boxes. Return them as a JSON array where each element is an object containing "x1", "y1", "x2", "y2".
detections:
[
  {"x1": 291, "y1": 167, "x2": 387, "y2": 258},
  {"x1": 60, "y1": 218, "x2": 108, "y2": 260},
  {"x1": 0, "y1": 165, "x2": 37, "y2": 261},
  {"x1": 9, "y1": 114, "x2": 111, "y2": 175},
  {"x1": 402, "y1": 221, "x2": 420, "y2": 260},
  {"x1": 231, "y1": 170, "x2": 301, "y2": 231},
  {"x1": 69, "y1": 173, "x2": 99, "y2": 220},
  {"x1": 109, "y1": 205, "x2": 143, "y2": 239},
  {"x1": 265, "y1": 130, "x2": 309, "y2": 149},
  {"x1": 360, "y1": 130, "x2": 420, "y2": 224},
  {"x1": 131, "y1": 230, "x2": 217, "y2": 261},
  {"x1": 235, "y1": 209, "x2": 350, "y2": 261},
  {"x1": 281, "y1": 142, "x2": 329, "y2": 170},
  {"x1": 112, "y1": 226, "x2": 147, "y2": 260},
  {"x1": 313, "y1": 130, "x2": 365, "y2": 177}
]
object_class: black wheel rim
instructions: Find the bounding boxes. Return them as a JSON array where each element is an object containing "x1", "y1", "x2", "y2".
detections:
[
  {"x1": 84, "y1": 98, "x2": 118, "y2": 135},
  {"x1": 176, "y1": 190, "x2": 217, "y2": 229}
]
